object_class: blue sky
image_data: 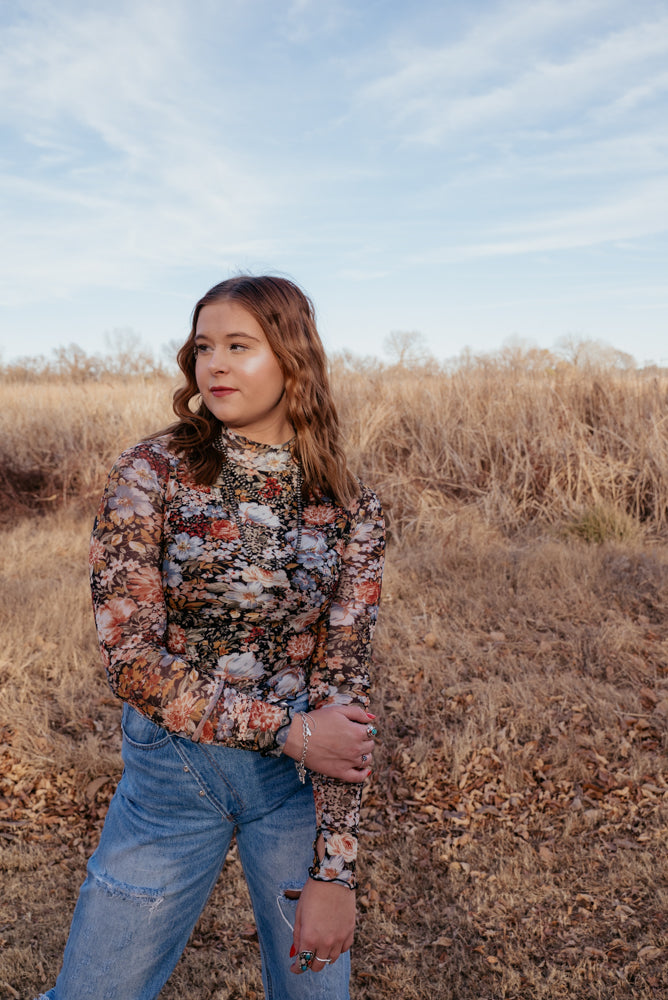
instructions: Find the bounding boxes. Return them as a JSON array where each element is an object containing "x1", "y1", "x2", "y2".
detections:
[{"x1": 1, "y1": 0, "x2": 667, "y2": 366}]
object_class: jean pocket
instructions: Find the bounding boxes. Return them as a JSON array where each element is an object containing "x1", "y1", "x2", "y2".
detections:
[
  {"x1": 121, "y1": 703, "x2": 171, "y2": 749},
  {"x1": 285, "y1": 691, "x2": 309, "y2": 715}
]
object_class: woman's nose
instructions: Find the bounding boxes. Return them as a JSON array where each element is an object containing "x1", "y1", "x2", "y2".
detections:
[{"x1": 208, "y1": 348, "x2": 229, "y2": 373}]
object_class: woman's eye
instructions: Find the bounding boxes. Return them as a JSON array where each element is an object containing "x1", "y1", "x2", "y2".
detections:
[{"x1": 194, "y1": 341, "x2": 248, "y2": 356}]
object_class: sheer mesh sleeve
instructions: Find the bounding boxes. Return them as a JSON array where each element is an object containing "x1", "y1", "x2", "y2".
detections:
[{"x1": 307, "y1": 487, "x2": 385, "y2": 887}]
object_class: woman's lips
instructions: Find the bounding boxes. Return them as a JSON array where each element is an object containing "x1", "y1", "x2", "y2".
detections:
[{"x1": 210, "y1": 387, "x2": 237, "y2": 396}]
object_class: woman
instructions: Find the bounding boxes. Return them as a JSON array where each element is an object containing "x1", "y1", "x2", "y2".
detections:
[{"x1": 39, "y1": 275, "x2": 385, "y2": 1000}]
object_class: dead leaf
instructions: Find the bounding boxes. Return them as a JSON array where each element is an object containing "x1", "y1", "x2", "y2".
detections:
[
  {"x1": 85, "y1": 776, "x2": 112, "y2": 802},
  {"x1": 431, "y1": 935, "x2": 453, "y2": 948},
  {"x1": 638, "y1": 946, "x2": 664, "y2": 961}
]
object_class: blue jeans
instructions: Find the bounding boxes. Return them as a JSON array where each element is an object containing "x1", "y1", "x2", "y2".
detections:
[{"x1": 39, "y1": 703, "x2": 350, "y2": 1000}]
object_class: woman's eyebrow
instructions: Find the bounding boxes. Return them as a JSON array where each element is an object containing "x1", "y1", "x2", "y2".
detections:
[{"x1": 194, "y1": 331, "x2": 260, "y2": 342}]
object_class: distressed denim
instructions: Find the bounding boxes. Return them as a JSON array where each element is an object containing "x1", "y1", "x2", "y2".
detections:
[{"x1": 38, "y1": 702, "x2": 350, "y2": 1000}]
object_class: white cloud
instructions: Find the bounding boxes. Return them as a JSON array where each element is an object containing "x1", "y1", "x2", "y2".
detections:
[
  {"x1": 0, "y1": 0, "x2": 290, "y2": 303},
  {"x1": 358, "y1": 1, "x2": 668, "y2": 145},
  {"x1": 280, "y1": 0, "x2": 350, "y2": 43},
  {"x1": 1, "y1": 0, "x2": 667, "y2": 366},
  {"x1": 410, "y1": 176, "x2": 668, "y2": 262},
  {"x1": 1, "y1": 3, "x2": 183, "y2": 148}
]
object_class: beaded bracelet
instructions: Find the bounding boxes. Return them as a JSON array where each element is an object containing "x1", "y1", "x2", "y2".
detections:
[{"x1": 295, "y1": 712, "x2": 313, "y2": 783}]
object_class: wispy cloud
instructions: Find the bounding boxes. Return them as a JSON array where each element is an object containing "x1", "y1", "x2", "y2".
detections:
[
  {"x1": 1, "y1": 0, "x2": 666, "y2": 363},
  {"x1": 332, "y1": 0, "x2": 668, "y2": 264},
  {"x1": 358, "y1": 1, "x2": 668, "y2": 146},
  {"x1": 460, "y1": 177, "x2": 668, "y2": 257},
  {"x1": 280, "y1": 0, "x2": 351, "y2": 43},
  {"x1": 0, "y1": 1, "x2": 289, "y2": 303}
]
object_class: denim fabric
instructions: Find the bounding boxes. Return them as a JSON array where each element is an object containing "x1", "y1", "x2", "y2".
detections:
[{"x1": 39, "y1": 703, "x2": 350, "y2": 1000}]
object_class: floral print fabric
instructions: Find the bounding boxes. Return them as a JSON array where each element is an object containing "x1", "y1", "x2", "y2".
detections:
[{"x1": 90, "y1": 427, "x2": 385, "y2": 885}]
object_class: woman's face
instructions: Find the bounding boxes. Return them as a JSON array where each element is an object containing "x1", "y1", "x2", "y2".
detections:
[{"x1": 194, "y1": 299, "x2": 293, "y2": 444}]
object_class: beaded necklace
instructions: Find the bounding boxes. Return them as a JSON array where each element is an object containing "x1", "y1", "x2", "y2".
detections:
[{"x1": 214, "y1": 433, "x2": 303, "y2": 569}]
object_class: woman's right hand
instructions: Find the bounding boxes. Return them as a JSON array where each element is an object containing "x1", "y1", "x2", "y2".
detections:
[{"x1": 283, "y1": 704, "x2": 376, "y2": 782}]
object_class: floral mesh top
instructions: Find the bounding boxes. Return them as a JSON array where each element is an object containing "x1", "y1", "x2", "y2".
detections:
[{"x1": 90, "y1": 427, "x2": 385, "y2": 886}]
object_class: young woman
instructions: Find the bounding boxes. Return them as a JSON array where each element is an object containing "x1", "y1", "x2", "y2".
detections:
[{"x1": 39, "y1": 275, "x2": 385, "y2": 1000}]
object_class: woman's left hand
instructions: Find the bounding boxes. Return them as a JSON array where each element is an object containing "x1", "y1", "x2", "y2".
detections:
[
  {"x1": 283, "y1": 703, "x2": 376, "y2": 781},
  {"x1": 290, "y1": 878, "x2": 356, "y2": 975}
]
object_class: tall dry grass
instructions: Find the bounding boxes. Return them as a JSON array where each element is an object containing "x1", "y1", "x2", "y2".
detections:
[
  {"x1": 333, "y1": 358, "x2": 668, "y2": 534},
  {"x1": 1, "y1": 353, "x2": 667, "y2": 999},
  {"x1": 0, "y1": 379, "x2": 176, "y2": 517},
  {"x1": 2, "y1": 357, "x2": 667, "y2": 531}
]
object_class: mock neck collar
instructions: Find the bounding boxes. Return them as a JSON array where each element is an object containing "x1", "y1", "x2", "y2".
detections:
[
  {"x1": 220, "y1": 424, "x2": 295, "y2": 474},
  {"x1": 219, "y1": 425, "x2": 295, "y2": 462}
]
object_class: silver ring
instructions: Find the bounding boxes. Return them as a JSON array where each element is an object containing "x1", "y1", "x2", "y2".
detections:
[
  {"x1": 314, "y1": 955, "x2": 332, "y2": 963},
  {"x1": 366, "y1": 725, "x2": 378, "y2": 738},
  {"x1": 361, "y1": 754, "x2": 368, "y2": 763}
]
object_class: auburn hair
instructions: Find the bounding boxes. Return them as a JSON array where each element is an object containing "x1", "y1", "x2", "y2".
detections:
[{"x1": 163, "y1": 275, "x2": 359, "y2": 507}]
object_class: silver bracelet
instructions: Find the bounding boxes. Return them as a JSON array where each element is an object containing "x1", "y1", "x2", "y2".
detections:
[{"x1": 296, "y1": 712, "x2": 313, "y2": 783}]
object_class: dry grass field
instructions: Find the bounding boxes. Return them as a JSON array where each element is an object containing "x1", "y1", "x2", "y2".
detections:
[{"x1": 1, "y1": 352, "x2": 667, "y2": 999}]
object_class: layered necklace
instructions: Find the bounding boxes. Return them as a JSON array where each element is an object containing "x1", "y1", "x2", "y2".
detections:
[{"x1": 214, "y1": 432, "x2": 303, "y2": 569}]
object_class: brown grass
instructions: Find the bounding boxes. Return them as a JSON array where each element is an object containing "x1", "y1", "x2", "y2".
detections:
[{"x1": 1, "y1": 354, "x2": 667, "y2": 999}]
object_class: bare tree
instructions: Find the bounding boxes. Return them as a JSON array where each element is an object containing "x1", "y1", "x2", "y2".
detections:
[{"x1": 383, "y1": 330, "x2": 430, "y2": 367}]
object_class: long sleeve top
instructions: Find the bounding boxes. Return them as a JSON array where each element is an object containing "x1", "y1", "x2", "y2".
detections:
[{"x1": 89, "y1": 426, "x2": 385, "y2": 886}]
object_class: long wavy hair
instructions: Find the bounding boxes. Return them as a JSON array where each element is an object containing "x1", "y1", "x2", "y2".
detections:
[{"x1": 163, "y1": 275, "x2": 359, "y2": 506}]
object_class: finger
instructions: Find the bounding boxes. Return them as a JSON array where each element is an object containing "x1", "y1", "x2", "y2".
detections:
[
  {"x1": 336, "y1": 704, "x2": 376, "y2": 724},
  {"x1": 311, "y1": 954, "x2": 333, "y2": 973},
  {"x1": 337, "y1": 765, "x2": 372, "y2": 782},
  {"x1": 341, "y1": 744, "x2": 373, "y2": 768},
  {"x1": 290, "y1": 894, "x2": 303, "y2": 962},
  {"x1": 337, "y1": 746, "x2": 370, "y2": 769},
  {"x1": 353, "y1": 723, "x2": 378, "y2": 748}
]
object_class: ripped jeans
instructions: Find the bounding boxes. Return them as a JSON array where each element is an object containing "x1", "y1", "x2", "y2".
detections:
[{"x1": 39, "y1": 702, "x2": 350, "y2": 1000}]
